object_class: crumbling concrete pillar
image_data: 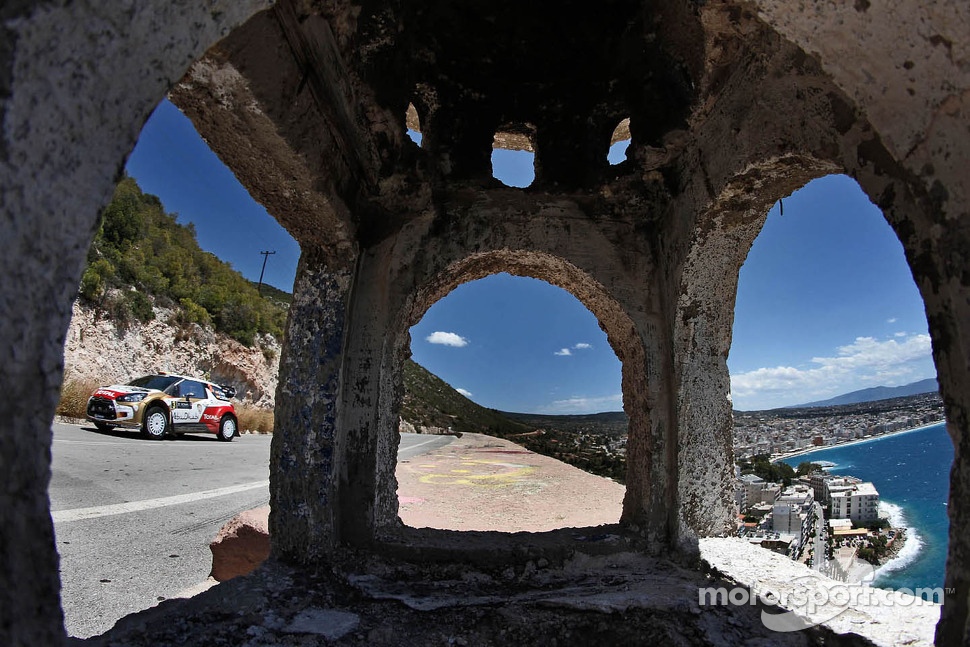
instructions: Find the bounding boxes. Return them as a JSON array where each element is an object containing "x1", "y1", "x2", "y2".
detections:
[
  {"x1": 671, "y1": 212, "x2": 763, "y2": 549},
  {"x1": 875, "y1": 184, "x2": 970, "y2": 646},
  {"x1": 920, "y1": 229, "x2": 970, "y2": 647},
  {"x1": 270, "y1": 248, "x2": 355, "y2": 562}
]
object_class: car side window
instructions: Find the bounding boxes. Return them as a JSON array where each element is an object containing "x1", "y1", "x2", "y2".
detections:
[{"x1": 180, "y1": 380, "x2": 206, "y2": 398}]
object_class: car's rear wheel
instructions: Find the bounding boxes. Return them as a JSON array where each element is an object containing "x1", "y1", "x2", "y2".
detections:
[
  {"x1": 143, "y1": 405, "x2": 169, "y2": 440},
  {"x1": 217, "y1": 414, "x2": 237, "y2": 442},
  {"x1": 94, "y1": 422, "x2": 114, "y2": 432}
]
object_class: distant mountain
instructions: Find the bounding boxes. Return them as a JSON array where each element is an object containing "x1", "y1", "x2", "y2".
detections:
[{"x1": 793, "y1": 378, "x2": 939, "y2": 409}]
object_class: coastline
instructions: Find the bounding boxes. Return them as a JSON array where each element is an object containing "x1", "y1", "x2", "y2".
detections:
[
  {"x1": 769, "y1": 420, "x2": 945, "y2": 463},
  {"x1": 873, "y1": 501, "x2": 925, "y2": 584}
]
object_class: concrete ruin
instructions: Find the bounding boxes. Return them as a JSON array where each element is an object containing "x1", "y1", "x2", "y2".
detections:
[{"x1": 2, "y1": 1, "x2": 968, "y2": 644}]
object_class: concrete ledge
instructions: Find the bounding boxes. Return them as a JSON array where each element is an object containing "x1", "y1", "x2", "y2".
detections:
[{"x1": 700, "y1": 537, "x2": 939, "y2": 646}]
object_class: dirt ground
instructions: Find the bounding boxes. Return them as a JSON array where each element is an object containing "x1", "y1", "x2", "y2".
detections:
[{"x1": 396, "y1": 433, "x2": 625, "y2": 532}]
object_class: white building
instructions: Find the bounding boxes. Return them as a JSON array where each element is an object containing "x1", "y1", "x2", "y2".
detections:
[
  {"x1": 772, "y1": 485, "x2": 815, "y2": 548},
  {"x1": 738, "y1": 474, "x2": 782, "y2": 512},
  {"x1": 829, "y1": 482, "x2": 880, "y2": 524}
]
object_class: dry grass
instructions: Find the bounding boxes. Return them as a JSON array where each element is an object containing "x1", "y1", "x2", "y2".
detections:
[
  {"x1": 57, "y1": 378, "x2": 102, "y2": 419},
  {"x1": 235, "y1": 403, "x2": 274, "y2": 434}
]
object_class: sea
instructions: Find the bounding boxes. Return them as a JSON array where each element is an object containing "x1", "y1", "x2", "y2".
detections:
[{"x1": 780, "y1": 422, "x2": 952, "y2": 592}]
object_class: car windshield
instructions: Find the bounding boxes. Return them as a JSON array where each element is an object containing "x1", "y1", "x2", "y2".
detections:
[{"x1": 127, "y1": 375, "x2": 180, "y2": 392}]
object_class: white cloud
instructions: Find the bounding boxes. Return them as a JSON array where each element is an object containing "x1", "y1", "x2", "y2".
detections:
[
  {"x1": 426, "y1": 331, "x2": 469, "y2": 347},
  {"x1": 731, "y1": 334, "x2": 933, "y2": 410},
  {"x1": 894, "y1": 332, "x2": 907, "y2": 337},
  {"x1": 887, "y1": 317, "x2": 898, "y2": 324},
  {"x1": 456, "y1": 388, "x2": 473, "y2": 398},
  {"x1": 543, "y1": 393, "x2": 623, "y2": 414},
  {"x1": 556, "y1": 343, "x2": 592, "y2": 356}
]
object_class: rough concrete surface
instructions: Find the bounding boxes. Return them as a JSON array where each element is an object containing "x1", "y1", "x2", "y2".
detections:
[
  {"x1": 210, "y1": 506, "x2": 272, "y2": 583},
  {"x1": 3, "y1": 0, "x2": 970, "y2": 644}
]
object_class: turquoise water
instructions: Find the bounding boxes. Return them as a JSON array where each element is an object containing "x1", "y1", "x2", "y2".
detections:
[{"x1": 781, "y1": 422, "x2": 952, "y2": 591}]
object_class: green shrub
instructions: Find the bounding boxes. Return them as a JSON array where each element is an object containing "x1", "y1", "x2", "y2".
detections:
[
  {"x1": 178, "y1": 298, "x2": 211, "y2": 327},
  {"x1": 125, "y1": 290, "x2": 154, "y2": 323},
  {"x1": 79, "y1": 258, "x2": 114, "y2": 301}
]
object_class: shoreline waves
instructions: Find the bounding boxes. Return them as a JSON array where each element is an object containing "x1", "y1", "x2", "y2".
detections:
[
  {"x1": 874, "y1": 501, "x2": 922, "y2": 584},
  {"x1": 777, "y1": 422, "x2": 951, "y2": 592}
]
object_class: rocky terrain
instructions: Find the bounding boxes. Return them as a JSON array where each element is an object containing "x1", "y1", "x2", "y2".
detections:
[{"x1": 63, "y1": 300, "x2": 281, "y2": 408}]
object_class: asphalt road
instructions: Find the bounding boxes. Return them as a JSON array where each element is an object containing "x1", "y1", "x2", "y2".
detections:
[{"x1": 49, "y1": 422, "x2": 452, "y2": 639}]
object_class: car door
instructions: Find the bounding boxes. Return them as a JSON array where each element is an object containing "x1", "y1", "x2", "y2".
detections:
[{"x1": 169, "y1": 379, "x2": 208, "y2": 425}]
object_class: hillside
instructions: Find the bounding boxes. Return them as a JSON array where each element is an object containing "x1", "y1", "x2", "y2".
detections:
[
  {"x1": 503, "y1": 411, "x2": 628, "y2": 438},
  {"x1": 80, "y1": 176, "x2": 288, "y2": 346},
  {"x1": 64, "y1": 176, "x2": 287, "y2": 407},
  {"x1": 400, "y1": 360, "x2": 533, "y2": 436}
]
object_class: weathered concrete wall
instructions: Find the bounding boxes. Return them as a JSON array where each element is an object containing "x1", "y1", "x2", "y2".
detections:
[
  {"x1": 0, "y1": 3, "x2": 269, "y2": 644},
  {"x1": 3, "y1": 0, "x2": 970, "y2": 644}
]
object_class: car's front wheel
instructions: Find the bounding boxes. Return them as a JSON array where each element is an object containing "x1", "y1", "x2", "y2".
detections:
[
  {"x1": 217, "y1": 414, "x2": 237, "y2": 442},
  {"x1": 142, "y1": 405, "x2": 169, "y2": 440}
]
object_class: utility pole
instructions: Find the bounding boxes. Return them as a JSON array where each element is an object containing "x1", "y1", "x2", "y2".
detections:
[{"x1": 257, "y1": 250, "x2": 276, "y2": 296}]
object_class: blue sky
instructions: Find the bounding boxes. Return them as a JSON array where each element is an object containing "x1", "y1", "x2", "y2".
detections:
[
  {"x1": 126, "y1": 101, "x2": 300, "y2": 292},
  {"x1": 126, "y1": 100, "x2": 935, "y2": 412}
]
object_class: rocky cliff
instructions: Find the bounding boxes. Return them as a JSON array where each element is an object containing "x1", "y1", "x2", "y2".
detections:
[{"x1": 63, "y1": 301, "x2": 280, "y2": 408}]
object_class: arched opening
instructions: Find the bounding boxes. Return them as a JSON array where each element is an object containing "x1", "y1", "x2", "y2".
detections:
[
  {"x1": 363, "y1": 248, "x2": 663, "y2": 549},
  {"x1": 405, "y1": 102, "x2": 422, "y2": 146},
  {"x1": 608, "y1": 118, "x2": 631, "y2": 166},
  {"x1": 729, "y1": 174, "x2": 945, "y2": 596},
  {"x1": 491, "y1": 128, "x2": 536, "y2": 188},
  {"x1": 397, "y1": 272, "x2": 625, "y2": 532},
  {"x1": 53, "y1": 97, "x2": 296, "y2": 638}
]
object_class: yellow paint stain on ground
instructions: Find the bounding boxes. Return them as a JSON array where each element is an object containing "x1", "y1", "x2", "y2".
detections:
[{"x1": 418, "y1": 459, "x2": 536, "y2": 488}]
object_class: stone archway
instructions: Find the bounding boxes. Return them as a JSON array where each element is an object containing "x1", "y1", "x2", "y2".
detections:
[
  {"x1": 387, "y1": 251, "x2": 649, "y2": 531},
  {"x1": 3, "y1": 1, "x2": 969, "y2": 644}
]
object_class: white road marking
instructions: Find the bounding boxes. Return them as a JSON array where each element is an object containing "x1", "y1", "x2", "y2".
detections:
[
  {"x1": 53, "y1": 439, "x2": 147, "y2": 446},
  {"x1": 52, "y1": 480, "x2": 269, "y2": 523},
  {"x1": 403, "y1": 437, "x2": 442, "y2": 451}
]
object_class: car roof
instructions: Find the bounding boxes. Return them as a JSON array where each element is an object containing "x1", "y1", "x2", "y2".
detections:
[{"x1": 148, "y1": 372, "x2": 213, "y2": 386}]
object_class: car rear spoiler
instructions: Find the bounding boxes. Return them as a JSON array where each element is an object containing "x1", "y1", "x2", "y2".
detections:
[{"x1": 221, "y1": 385, "x2": 237, "y2": 399}]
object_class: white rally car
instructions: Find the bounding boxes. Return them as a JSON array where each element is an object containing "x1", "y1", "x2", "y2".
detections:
[{"x1": 86, "y1": 373, "x2": 239, "y2": 441}]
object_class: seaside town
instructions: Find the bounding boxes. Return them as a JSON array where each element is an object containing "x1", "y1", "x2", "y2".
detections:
[{"x1": 732, "y1": 391, "x2": 945, "y2": 578}]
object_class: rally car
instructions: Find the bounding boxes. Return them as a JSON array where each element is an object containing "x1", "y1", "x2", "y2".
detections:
[{"x1": 86, "y1": 373, "x2": 239, "y2": 441}]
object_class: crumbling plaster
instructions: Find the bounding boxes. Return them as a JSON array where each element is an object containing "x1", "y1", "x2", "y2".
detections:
[{"x1": 2, "y1": 1, "x2": 969, "y2": 645}]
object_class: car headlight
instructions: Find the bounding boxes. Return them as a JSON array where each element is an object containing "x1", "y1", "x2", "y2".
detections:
[{"x1": 117, "y1": 393, "x2": 147, "y2": 403}]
